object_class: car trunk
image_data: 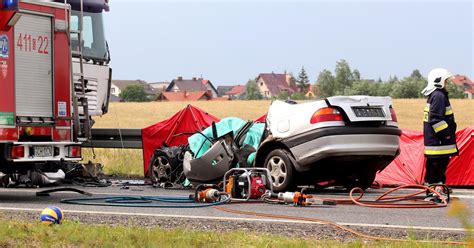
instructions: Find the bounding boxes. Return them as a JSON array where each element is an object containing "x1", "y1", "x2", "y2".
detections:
[{"x1": 325, "y1": 96, "x2": 394, "y2": 124}]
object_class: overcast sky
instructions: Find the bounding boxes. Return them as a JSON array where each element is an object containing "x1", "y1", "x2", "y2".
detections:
[{"x1": 105, "y1": 0, "x2": 473, "y2": 85}]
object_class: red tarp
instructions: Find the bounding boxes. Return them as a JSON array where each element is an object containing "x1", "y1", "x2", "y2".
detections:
[
  {"x1": 376, "y1": 126, "x2": 474, "y2": 186},
  {"x1": 141, "y1": 105, "x2": 219, "y2": 177},
  {"x1": 255, "y1": 114, "x2": 267, "y2": 123}
]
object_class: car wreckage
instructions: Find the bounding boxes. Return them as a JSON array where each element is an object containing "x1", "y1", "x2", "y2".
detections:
[{"x1": 152, "y1": 96, "x2": 401, "y2": 192}]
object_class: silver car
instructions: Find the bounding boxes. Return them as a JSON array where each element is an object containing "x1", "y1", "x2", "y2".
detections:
[{"x1": 254, "y1": 96, "x2": 401, "y2": 191}]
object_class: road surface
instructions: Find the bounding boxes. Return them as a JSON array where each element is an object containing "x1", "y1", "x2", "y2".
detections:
[{"x1": 0, "y1": 184, "x2": 472, "y2": 240}]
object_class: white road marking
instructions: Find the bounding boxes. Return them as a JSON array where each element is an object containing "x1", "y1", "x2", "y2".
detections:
[
  {"x1": 453, "y1": 195, "x2": 474, "y2": 199},
  {"x1": 0, "y1": 206, "x2": 465, "y2": 232}
]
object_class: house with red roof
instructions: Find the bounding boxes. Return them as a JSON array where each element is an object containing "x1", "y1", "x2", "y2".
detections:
[
  {"x1": 166, "y1": 77, "x2": 218, "y2": 98},
  {"x1": 451, "y1": 74, "x2": 474, "y2": 99},
  {"x1": 217, "y1": 86, "x2": 234, "y2": 97},
  {"x1": 225, "y1": 85, "x2": 246, "y2": 100},
  {"x1": 156, "y1": 91, "x2": 212, "y2": 101},
  {"x1": 256, "y1": 72, "x2": 298, "y2": 99}
]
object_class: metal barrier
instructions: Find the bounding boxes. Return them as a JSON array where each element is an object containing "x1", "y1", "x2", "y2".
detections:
[{"x1": 82, "y1": 128, "x2": 142, "y2": 149}]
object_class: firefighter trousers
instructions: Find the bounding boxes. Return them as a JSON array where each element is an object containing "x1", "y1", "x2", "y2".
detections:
[{"x1": 424, "y1": 157, "x2": 450, "y2": 184}]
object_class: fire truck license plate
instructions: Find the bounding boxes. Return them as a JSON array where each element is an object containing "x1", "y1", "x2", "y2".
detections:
[{"x1": 34, "y1": 146, "x2": 53, "y2": 157}]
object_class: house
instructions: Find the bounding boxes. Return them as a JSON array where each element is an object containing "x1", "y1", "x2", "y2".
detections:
[
  {"x1": 111, "y1": 80, "x2": 156, "y2": 99},
  {"x1": 225, "y1": 85, "x2": 246, "y2": 100},
  {"x1": 217, "y1": 86, "x2": 233, "y2": 97},
  {"x1": 166, "y1": 77, "x2": 218, "y2": 98},
  {"x1": 148, "y1": 81, "x2": 171, "y2": 94},
  {"x1": 110, "y1": 83, "x2": 120, "y2": 97},
  {"x1": 451, "y1": 75, "x2": 474, "y2": 99},
  {"x1": 256, "y1": 72, "x2": 298, "y2": 99},
  {"x1": 156, "y1": 91, "x2": 212, "y2": 101},
  {"x1": 305, "y1": 85, "x2": 316, "y2": 99}
]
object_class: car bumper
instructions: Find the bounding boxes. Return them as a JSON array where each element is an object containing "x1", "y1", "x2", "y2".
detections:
[{"x1": 283, "y1": 126, "x2": 401, "y2": 171}]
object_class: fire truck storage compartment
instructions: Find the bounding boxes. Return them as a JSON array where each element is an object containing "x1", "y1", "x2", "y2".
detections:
[{"x1": 14, "y1": 13, "x2": 53, "y2": 119}]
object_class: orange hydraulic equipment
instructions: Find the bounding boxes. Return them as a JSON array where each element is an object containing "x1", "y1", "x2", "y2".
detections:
[
  {"x1": 194, "y1": 184, "x2": 229, "y2": 203},
  {"x1": 223, "y1": 168, "x2": 273, "y2": 202},
  {"x1": 263, "y1": 188, "x2": 336, "y2": 206}
]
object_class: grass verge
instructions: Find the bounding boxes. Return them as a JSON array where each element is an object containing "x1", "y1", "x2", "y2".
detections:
[
  {"x1": 0, "y1": 218, "x2": 463, "y2": 247},
  {"x1": 83, "y1": 148, "x2": 143, "y2": 177}
]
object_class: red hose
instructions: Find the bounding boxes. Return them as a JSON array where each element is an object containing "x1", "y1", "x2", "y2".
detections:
[
  {"x1": 311, "y1": 185, "x2": 448, "y2": 208},
  {"x1": 213, "y1": 205, "x2": 466, "y2": 245},
  {"x1": 213, "y1": 185, "x2": 459, "y2": 244}
]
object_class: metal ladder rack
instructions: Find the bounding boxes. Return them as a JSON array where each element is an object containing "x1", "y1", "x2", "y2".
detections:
[{"x1": 66, "y1": 0, "x2": 91, "y2": 142}]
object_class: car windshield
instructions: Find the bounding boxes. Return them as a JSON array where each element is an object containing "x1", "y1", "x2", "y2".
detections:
[{"x1": 70, "y1": 10, "x2": 108, "y2": 62}]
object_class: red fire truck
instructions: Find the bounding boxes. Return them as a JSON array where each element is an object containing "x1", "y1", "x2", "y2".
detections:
[{"x1": 0, "y1": 0, "x2": 111, "y2": 186}]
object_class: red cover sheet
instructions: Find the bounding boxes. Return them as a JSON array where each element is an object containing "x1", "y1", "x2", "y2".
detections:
[
  {"x1": 376, "y1": 126, "x2": 474, "y2": 186},
  {"x1": 141, "y1": 105, "x2": 219, "y2": 176},
  {"x1": 254, "y1": 114, "x2": 267, "y2": 123}
]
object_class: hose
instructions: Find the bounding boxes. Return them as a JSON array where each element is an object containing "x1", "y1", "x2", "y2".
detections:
[
  {"x1": 311, "y1": 185, "x2": 449, "y2": 208},
  {"x1": 56, "y1": 186, "x2": 465, "y2": 244},
  {"x1": 349, "y1": 185, "x2": 448, "y2": 208},
  {"x1": 246, "y1": 186, "x2": 462, "y2": 244},
  {"x1": 213, "y1": 205, "x2": 468, "y2": 245},
  {"x1": 36, "y1": 187, "x2": 93, "y2": 197},
  {"x1": 60, "y1": 194, "x2": 230, "y2": 208},
  {"x1": 261, "y1": 185, "x2": 448, "y2": 208}
]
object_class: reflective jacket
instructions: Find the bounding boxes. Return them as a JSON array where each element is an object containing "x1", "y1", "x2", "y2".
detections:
[{"x1": 423, "y1": 89, "x2": 458, "y2": 157}]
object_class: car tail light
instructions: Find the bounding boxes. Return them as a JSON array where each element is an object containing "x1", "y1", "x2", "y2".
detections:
[
  {"x1": 10, "y1": 145, "x2": 25, "y2": 159},
  {"x1": 389, "y1": 106, "x2": 398, "y2": 122},
  {"x1": 67, "y1": 146, "x2": 82, "y2": 158},
  {"x1": 310, "y1": 107, "x2": 343, "y2": 124}
]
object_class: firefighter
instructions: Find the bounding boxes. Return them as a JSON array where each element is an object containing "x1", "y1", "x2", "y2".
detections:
[{"x1": 421, "y1": 68, "x2": 458, "y2": 202}]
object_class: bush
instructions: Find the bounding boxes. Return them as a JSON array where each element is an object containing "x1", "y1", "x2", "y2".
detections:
[
  {"x1": 120, "y1": 85, "x2": 151, "y2": 102},
  {"x1": 446, "y1": 82, "x2": 466, "y2": 99}
]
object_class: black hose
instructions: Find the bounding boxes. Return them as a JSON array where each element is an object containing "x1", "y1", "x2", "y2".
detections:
[{"x1": 36, "y1": 187, "x2": 93, "y2": 197}]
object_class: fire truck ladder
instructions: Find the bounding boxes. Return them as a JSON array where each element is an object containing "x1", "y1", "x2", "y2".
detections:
[{"x1": 67, "y1": 0, "x2": 91, "y2": 142}]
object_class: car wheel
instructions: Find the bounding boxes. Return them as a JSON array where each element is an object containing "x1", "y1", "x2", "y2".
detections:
[
  {"x1": 148, "y1": 154, "x2": 172, "y2": 184},
  {"x1": 265, "y1": 149, "x2": 295, "y2": 192},
  {"x1": 343, "y1": 171, "x2": 377, "y2": 191}
]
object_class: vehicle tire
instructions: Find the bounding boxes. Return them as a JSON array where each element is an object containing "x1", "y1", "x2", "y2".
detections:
[
  {"x1": 264, "y1": 149, "x2": 295, "y2": 192},
  {"x1": 342, "y1": 170, "x2": 377, "y2": 191},
  {"x1": 148, "y1": 153, "x2": 171, "y2": 184}
]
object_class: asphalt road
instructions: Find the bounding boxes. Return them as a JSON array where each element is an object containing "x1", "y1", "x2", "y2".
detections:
[{"x1": 0, "y1": 184, "x2": 472, "y2": 233}]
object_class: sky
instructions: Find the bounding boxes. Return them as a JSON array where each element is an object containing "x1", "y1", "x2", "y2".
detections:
[{"x1": 105, "y1": 0, "x2": 473, "y2": 86}]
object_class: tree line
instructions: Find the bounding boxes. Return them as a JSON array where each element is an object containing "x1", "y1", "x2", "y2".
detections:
[{"x1": 246, "y1": 59, "x2": 466, "y2": 100}]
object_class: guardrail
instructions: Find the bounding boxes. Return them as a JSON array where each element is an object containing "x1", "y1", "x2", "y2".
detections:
[{"x1": 82, "y1": 128, "x2": 142, "y2": 149}]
